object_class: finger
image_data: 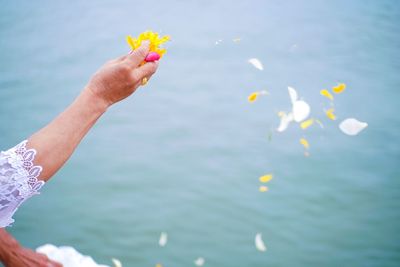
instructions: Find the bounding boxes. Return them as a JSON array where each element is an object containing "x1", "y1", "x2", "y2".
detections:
[
  {"x1": 115, "y1": 54, "x2": 128, "y2": 62},
  {"x1": 133, "y1": 61, "x2": 159, "y2": 82},
  {"x1": 115, "y1": 49, "x2": 137, "y2": 62},
  {"x1": 124, "y1": 41, "x2": 150, "y2": 68}
]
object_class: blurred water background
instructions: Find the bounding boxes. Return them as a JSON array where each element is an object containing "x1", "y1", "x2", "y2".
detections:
[{"x1": 1, "y1": 0, "x2": 399, "y2": 266}]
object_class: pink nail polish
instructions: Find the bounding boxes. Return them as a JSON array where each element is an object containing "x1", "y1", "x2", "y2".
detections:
[{"x1": 145, "y1": 52, "x2": 160, "y2": 62}]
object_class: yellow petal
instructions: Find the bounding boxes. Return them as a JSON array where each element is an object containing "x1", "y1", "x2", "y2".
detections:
[
  {"x1": 155, "y1": 264, "x2": 163, "y2": 267},
  {"x1": 300, "y1": 118, "x2": 314, "y2": 129},
  {"x1": 259, "y1": 174, "x2": 273, "y2": 183},
  {"x1": 332, "y1": 83, "x2": 346, "y2": 94},
  {"x1": 320, "y1": 89, "x2": 334, "y2": 101},
  {"x1": 126, "y1": 36, "x2": 135, "y2": 50},
  {"x1": 259, "y1": 186, "x2": 269, "y2": 192},
  {"x1": 326, "y1": 108, "x2": 336, "y2": 120},
  {"x1": 128, "y1": 31, "x2": 170, "y2": 56},
  {"x1": 248, "y1": 92, "x2": 258, "y2": 102},
  {"x1": 300, "y1": 138, "x2": 310, "y2": 149}
]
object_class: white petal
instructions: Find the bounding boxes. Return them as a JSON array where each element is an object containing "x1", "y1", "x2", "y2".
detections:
[
  {"x1": 159, "y1": 232, "x2": 168, "y2": 247},
  {"x1": 339, "y1": 118, "x2": 368, "y2": 136},
  {"x1": 255, "y1": 233, "x2": 267, "y2": 252},
  {"x1": 194, "y1": 257, "x2": 205, "y2": 266},
  {"x1": 36, "y1": 244, "x2": 109, "y2": 267},
  {"x1": 248, "y1": 58, "x2": 263, "y2": 70},
  {"x1": 277, "y1": 112, "x2": 293, "y2": 132},
  {"x1": 289, "y1": 44, "x2": 298, "y2": 52},
  {"x1": 292, "y1": 100, "x2": 310, "y2": 122},
  {"x1": 288, "y1": 86, "x2": 298, "y2": 104},
  {"x1": 112, "y1": 258, "x2": 122, "y2": 267}
]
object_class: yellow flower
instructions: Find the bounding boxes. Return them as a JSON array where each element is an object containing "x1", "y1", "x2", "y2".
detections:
[
  {"x1": 248, "y1": 92, "x2": 259, "y2": 102},
  {"x1": 332, "y1": 83, "x2": 346, "y2": 94},
  {"x1": 300, "y1": 118, "x2": 314, "y2": 129},
  {"x1": 300, "y1": 138, "x2": 310, "y2": 149},
  {"x1": 259, "y1": 186, "x2": 269, "y2": 192},
  {"x1": 320, "y1": 89, "x2": 334, "y2": 101},
  {"x1": 326, "y1": 108, "x2": 336, "y2": 120},
  {"x1": 259, "y1": 174, "x2": 273, "y2": 183},
  {"x1": 126, "y1": 31, "x2": 170, "y2": 58}
]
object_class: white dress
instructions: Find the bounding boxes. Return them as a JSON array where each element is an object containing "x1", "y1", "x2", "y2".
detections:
[{"x1": 0, "y1": 140, "x2": 44, "y2": 227}]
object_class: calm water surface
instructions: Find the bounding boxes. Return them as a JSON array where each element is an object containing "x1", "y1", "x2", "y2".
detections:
[{"x1": 1, "y1": 0, "x2": 399, "y2": 266}]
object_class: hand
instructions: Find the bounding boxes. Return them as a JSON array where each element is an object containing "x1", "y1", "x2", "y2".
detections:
[
  {"x1": 86, "y1": 40, "x2": 159, "y2": 108},
  {"x1": 3, "y1": 246, "x2": 62, "y2": 267}
]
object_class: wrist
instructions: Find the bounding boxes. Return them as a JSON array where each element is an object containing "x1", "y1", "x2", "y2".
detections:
[{"x1": 81, "y1": 86, "x2": 110, "y2": 114}]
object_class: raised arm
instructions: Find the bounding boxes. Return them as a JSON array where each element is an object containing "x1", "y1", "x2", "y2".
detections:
[
  {"x1": 0, "y1": 41, "x2": 158, "y2": 229},
  {"x1": 28, "y1": 41, "x2": 157, "y2": 181}
]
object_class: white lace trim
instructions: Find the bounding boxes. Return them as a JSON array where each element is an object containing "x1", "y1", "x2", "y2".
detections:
[{"x1": 0, "y1": 140, "x2": 44, "y2": 227}]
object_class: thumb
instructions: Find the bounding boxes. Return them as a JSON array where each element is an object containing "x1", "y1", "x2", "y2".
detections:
[{"x1": 124, "y1": 40, "x2": 150, "y2": 68}]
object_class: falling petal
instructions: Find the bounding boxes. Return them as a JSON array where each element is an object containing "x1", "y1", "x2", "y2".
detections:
[
  {"x1": 159, "y1": 232, "x2": 168, "y2": 247},
  {"x1": 259, "y1": 186, "x2": 269, "y2": 192},
  {"x1": 339, "y1": 118, "x2": 368, "y2": 136},
  {"x1": 194, "y1": 257, "x2": 205, "y2": 266},
  {"x1": 248, "y1": 90, "x2": 269, "y2": 103},
  {"x1": 315, "y1": 119, "x2": 324, "y2": 129},
  {"x1": 288, "y1": 86, "x2": 298, "y2": 104},
  {"x1": 287, "y1": 87, "x2": 310, "y2": 122},
  {"x1": 233, "y1": 38, "x2": 241, "y2": 42},
  {"x1": 332, "y1": 83, "x2": 346, "y2": 94},
  {"x1": 326, "y1": 108, "x2": 336, "y2": 120},
  {"x1": 300, "y1": 138, "x2": 310, "y2": 149},
  {"x1": 289, "y1": 44, "x2": 298, "y2": 52},
  {"x1": 300, "y1": 119, "x2": 314, "y2": 129},
  {"x1": 259, "y1": 174, "x2": 273, "y2": 183},
  {"x1": 267, "y1": 131, "x2": 273, "y2": 142},
  {"x1": 293, "y1": 101, "x2": 311, "y2": 122},
  {"x1": 156, "y1": 264, "x2": 163, "y2": 267},
  {"x1": 277, "y1": 112, "x2": 293, "y2": 132},
  {"x1": 248, "y1": 58, "x2": 263, "y2": 70},
  {"x1": 112, "y1": 258, "x2": 122, "y2": 267},
  {"x1": 320, "y1": 89, "x2": 334, "y2": 101},
  {"x1": 215, "y1": 39, "x2": 223, "y2": 45},
  {"x1": 255, "y1": 233, "x2": 267, "y2": 252},
  {"x1": 278, "y1": 111, "x2": 286, "y2": 117},
  {"x1": 248, "y1": 92, "x2": 258, "y2": 102}
]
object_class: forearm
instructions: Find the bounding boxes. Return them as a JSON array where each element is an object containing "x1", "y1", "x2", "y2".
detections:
[
  {"x1": 27, "y1": 88, "x2": 108, "y2": 181},
  {"x1": 22, "y1": 41, "x2": 156, "y2": 182}
]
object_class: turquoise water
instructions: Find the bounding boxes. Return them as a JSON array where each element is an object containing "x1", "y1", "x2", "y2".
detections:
[{"x1": 1, "y1": 0, "x2": 400, "y2": 266}]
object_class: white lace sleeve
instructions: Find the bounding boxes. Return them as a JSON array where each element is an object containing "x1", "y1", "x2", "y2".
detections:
[{"x1": 0, "y1": 140, "x2": 44, "y2": 228}]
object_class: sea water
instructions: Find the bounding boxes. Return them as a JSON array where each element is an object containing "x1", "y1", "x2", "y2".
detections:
[{"x1": 1, "y1": 1, "x2": 399, "y2": 266}]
